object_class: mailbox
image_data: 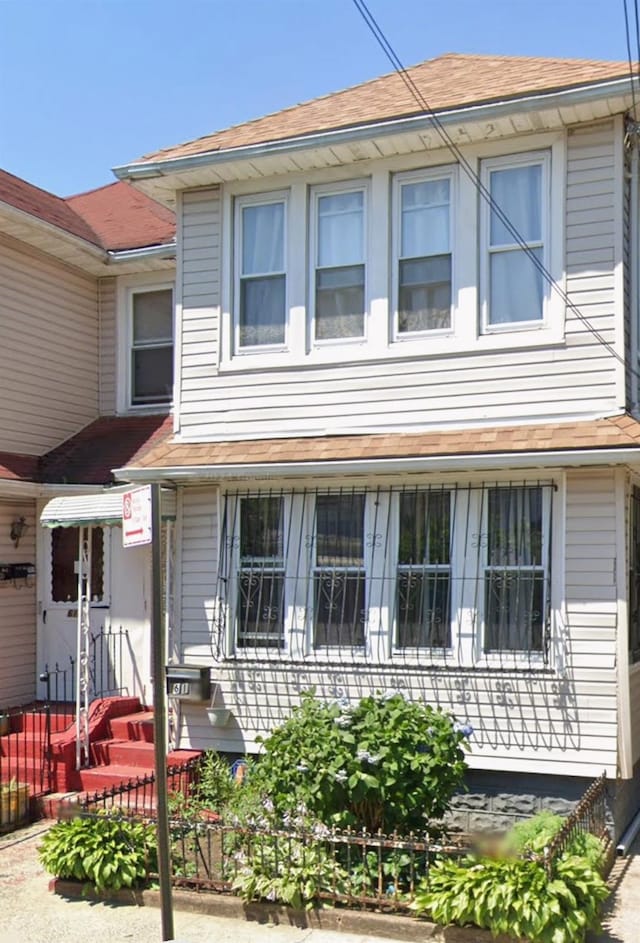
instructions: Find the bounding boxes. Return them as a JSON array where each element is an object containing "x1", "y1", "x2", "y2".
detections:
[{"x1": 165, "y1": 664, "x2": 211, "y2": 702}]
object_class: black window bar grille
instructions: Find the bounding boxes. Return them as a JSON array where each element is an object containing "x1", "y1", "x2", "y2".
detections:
[{"x1": 213, "y1": 481, "x2": 555, "y2": 670}]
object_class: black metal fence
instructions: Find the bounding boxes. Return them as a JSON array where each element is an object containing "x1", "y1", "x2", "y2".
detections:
[
  {"x1": 39, "y1": 627, "x2": 132, "y2": 705},
  {"x1": 0, "y1": 705, "x2": 54, "y2": 828},
  {"x1": 65, "y1": 766, "x2": 611, "y2": 909}
]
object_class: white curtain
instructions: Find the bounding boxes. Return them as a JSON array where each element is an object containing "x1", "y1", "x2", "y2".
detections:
[{"x1": 401, "y1": 178, "x2": 450, "y2": 258}]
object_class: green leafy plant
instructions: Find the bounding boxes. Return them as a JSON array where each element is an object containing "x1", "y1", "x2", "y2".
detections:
[
  {"x1": 506, "y1": 811, "x2": 605, "y2": 870},
  {"x1": 248, "y1": 689, "x2": 470, "y2": 832},
  {"x1": 412, "y1": 852, "x2": 609, "y2": 943},
  {"x1": 231, "y1": 831, "x2": 346, "y2": 910},
  {"x1": 38, "y1": 813, "x2": 157, "y2": 892}
]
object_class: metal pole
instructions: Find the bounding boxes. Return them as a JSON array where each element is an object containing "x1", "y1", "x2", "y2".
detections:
[{"x1": 151, "y1": 483, "x2": 174, "y2": 942}]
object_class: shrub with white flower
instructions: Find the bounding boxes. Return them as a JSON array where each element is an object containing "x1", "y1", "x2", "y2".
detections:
[{"x1": 249, "y1": 689, "x2": 471, "y2": 833}]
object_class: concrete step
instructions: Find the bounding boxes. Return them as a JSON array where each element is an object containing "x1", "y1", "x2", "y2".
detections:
[
  {"x1": 108, "y1": 711, "x2": 154, "y2": 742},
  {"x1": 91, "y1": 738, "x2": 156, "y2": 767},
  {"x1": 0, "y1": 731, "x2": 51, "y2": 760},
  {"x1": 77, "y1": 763, "x2": 155, "y2": 792}
]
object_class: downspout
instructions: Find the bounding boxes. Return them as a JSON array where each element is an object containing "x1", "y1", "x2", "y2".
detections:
[{"x1": 628, "y1": 120, "x2": 640, "y2": 410}]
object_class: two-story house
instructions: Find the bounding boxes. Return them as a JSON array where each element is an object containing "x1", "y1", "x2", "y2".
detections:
[
  {"x1": 0, "y1": 170, "x2": 176, "y2": 708},
  {"x1": 107, "y1": 52, "x2": 640, "y2": 836}
]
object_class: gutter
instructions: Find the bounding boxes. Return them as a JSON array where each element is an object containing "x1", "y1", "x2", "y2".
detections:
[
  {"x1": 113, "y1": 445, "x2": 640, "y2": 483},
  {"x1": 107, "y1": 241, "x2": 177, "y2": 264},
  {"x1": 114, "y1": 75, "x2": 636, "y2": 182}
]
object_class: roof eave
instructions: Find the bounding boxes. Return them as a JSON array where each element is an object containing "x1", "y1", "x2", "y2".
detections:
[
  {"x1": 113, "y1": 75, "x2": 636, "y2": 183},
  {"x1": 107, "y1": 241, "x2": 177, "y2": 263},
  {"x1": 113, "y1": 444, "x2": 640, "y2": 483}
]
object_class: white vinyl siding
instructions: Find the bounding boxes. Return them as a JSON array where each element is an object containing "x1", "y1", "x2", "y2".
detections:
[
  {"x1": 177, "y1": 122, "x2": 620, "y2": 440},
  {"x1": 173, "y1": 468, "x2": 619, "y2": 779},
  {"x1": 98, "y1": 277, "x2": 117, "y2": 416},
  {"x1": 0, "y1": 234, "x2": 99, "y2": 454},
  {"x1": 0, "y1": 501, "x2": 37, "y2": 705}
]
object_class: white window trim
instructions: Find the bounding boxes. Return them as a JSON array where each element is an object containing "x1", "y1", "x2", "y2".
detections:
[
  {"x1": 217, "y1": 134, "x2": 565, "y2": 373},
  {"x1": 391, "y1": 165, "x2": 457, "y2": 343},
  {"x1": 308, "y1": 179, "x2": 370, "y2": 348},
  {"x1": 233, "y1": 190, "x2": 290, "y2": 356},
  {"x1": 116, "y1": 273, "x2": 175, "y2": 414},
  {"x1": 220, "y1": 475, "x2": 559, "y2": 670},
  {"x1": 480, "y1": 150, "x2": 551, "y2": 335}
]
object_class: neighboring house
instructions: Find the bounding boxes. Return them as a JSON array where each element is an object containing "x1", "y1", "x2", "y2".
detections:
[
  {"x1": 0, "y1": 170, "x2": 176, "y2": 707},
  {"x1": 111, "y1": 52, "x2": 640, "y2": 837}
]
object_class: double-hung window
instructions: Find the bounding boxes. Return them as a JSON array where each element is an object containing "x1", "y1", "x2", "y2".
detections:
[
  {"x1": 236, "y1": 195, "x2": 287, "y2": 350},
  {"x1": 237, "y1": 496, "x2": 285, "y2": 648},
  {"x1": 396, "y1": 490, "x2": 451, "y2": 649},
  {"x1": 482, "y1": 153, "x2": 548, "y2": 329},
  {"x1": 221, "y1": 481, "x2": 553, "y2": 665},
  {"x1": 312, "y1": 185, "x2": 366, "y2": 342},
  {"x1": 483, "y1": 486, "x2": 546, "y2": 654},
  {"x1": 130, "y1": 288, "x2": 174, "y2": 406},
  {"x1": 395, "y1": 172, "x2": 453, "y2": 336},
  {"x1": 313, "y1": 493, "x2": 366, "y2": 648}
]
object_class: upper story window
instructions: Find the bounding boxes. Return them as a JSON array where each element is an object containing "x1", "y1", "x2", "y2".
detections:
[
  {"x1": 311, "y1": 184, "x2": 367, "y2": 342},
  {"x1": 130, "y1": 287, "x2": 174, "y2": 407},
  {"x1": 481, "y1": 153, "x2": 549, "y2": 330},
  {"x1": 236, "y1": 194, "x2": 287, "y2": 350},
  {"x1": 395, "y1": 171, "x2": 453, "y2": 336}
]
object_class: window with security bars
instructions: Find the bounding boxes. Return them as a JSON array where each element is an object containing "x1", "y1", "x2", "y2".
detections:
[
  {"x1": 396, "y1": 490, "x2": 451, "y2": 648},
  {"x1": 629, "y1": 486, "x2": 640, "y2": 663},
  {"x1": 216, "y1": 482, "x2": 554, "y2": 666},
  {"x1": 483, "y1": 486, "x2": 545, "y2": 653},
  {"x1": 236, "y1": 496, "x2": 285, "y2": 648},
  {"x1": 313, "y1": 493, "x2": 366, "y2": 649}
]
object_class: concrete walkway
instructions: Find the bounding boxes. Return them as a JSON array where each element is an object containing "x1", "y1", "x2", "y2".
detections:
[{"x1": 2, "y1": 820, "x2": 639, "y2": 943}]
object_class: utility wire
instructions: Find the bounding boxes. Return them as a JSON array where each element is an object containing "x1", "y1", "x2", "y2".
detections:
[
  {"x1": 351, "y1": 0, "x2": 640, "y2": 383},
  {"x1": 624, "y1": 0, "x2": 638, "y2": 115}
]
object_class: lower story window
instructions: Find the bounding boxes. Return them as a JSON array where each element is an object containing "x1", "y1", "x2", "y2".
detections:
[
  {"x1": 218, "y1": 482, "x2": 553, "y2": 665},
  {"x1": 51, "y1": 526, "x2": 104, "y2": 603}
]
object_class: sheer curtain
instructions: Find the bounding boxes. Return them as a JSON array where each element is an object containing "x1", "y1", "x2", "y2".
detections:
[
  {"x1": 315, "y1": 191, "x2": 365, "y2": 340},
  {"x1": 489, "y1": 164, "x2": 543, "y2": 325},
  {"x1": 240, "y1": 202, "x2": 285, "y2": 346}
]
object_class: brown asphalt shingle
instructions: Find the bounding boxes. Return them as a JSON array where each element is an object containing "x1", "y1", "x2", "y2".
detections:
[
  {"x1": 135, "y1": 53, "x2": 631, "y2": 165},
  {"x1": 121, "y1": 413, "x2": 640, "y2": 473}
]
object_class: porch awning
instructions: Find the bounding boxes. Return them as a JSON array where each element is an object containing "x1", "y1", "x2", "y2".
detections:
[{"x1": 40, "y1": 487, "x2": 177, "y2": 528}]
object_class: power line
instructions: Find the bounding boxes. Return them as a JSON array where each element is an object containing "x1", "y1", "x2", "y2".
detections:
[{"x1": 351, "y1": 0, "x2": 639, "y2": 384}]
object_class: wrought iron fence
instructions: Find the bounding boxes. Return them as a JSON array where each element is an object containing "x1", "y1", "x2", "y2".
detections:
[
  {"x1": 74, "y1": 756, "x2": 201, "y2": 815},
  {"x1": 544, "y1": 772, "x2": 610, "y2": 874},
  {"x1": 39, "y1": 627, "x2": 132, "y2": 705},
  {"x1": 0, "y1": 705, "x2": 53, "y2": 803}
]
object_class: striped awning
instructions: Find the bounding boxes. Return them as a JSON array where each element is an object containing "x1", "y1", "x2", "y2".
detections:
[{"x1": 40, "y1": 487, "x2": 176, "y2": 528}]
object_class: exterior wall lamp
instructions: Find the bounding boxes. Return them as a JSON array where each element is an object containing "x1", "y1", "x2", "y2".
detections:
[{"x1": 10, "y1": 516, "x2": 27, "y2": 548}]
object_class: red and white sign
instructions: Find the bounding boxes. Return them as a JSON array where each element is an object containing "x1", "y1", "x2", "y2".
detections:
[{"x1": 122, "y1": 486, "x2": 153, "y2": 547}]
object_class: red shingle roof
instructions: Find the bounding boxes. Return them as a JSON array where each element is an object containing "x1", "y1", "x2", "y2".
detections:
[
  {"x1": 66, "y1": 181, "x2": 175, "y2": 251},
  {"x1": 136, "y1": 53, "x2": 632, "y2": 165},
  {"x1": 0, "y1": 451, "x2": 39, "y2": 482},
  {"x1": 0, "y1": 170, "x2": 175, "y2": 251},
  {"x1": 39, "y1": 415, "x2": 173, "y2": 485}
]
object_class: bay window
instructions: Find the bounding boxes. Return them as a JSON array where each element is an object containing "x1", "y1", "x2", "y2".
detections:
[
  {"x1": 395, "y1": 171, "x2": 453, "y2": 335},
  {"x1": 219, "y1": 481, "x2": 554, "y2": 666},
  {"x1": 312, "y1": 185, "x2": 366, "y2": 341},
  {"x1": 482, "y1": 153, "x2": 548, "y2": 329},
  {"x1": 236, "y1": 194, "x2": 287, "y2": 349}
]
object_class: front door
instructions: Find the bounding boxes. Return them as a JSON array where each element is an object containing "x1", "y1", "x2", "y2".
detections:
[{"x1": 39, "y1": 525, "x2": 111, "y2": 700}]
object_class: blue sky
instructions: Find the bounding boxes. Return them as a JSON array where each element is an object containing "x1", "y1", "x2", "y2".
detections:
[{"x1": 0, "y1": 0, "x2": 637, "y2": 196}]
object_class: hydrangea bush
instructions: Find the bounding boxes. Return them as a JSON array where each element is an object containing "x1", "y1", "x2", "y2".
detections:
[{"x1": 248, "y1": 689, "x2": 471, "y2": 833}]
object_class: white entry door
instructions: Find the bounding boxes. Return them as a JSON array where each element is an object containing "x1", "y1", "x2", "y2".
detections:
[{"x1": 39, "y1": 526, "x2": 111, "y2": 699}]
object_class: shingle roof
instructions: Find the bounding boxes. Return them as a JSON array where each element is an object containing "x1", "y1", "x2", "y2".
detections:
[
  {"x1": 38, "y1": 415, "x2": 173, "y2": 485},
  {"x1": 0, "y1": 168, "x2": 103, "y2": 245},
  {"x1": 66, "y1": 181, "x2": 175, "y2": 251},
  {"x1": 0, "y1": 170, "x2": 175, "y2": 251},
  {"x1": 0, "y1": 451, "x2": 40, "y2": 482},
  {"x1": 137, "y1": 53, "x2": 632, "y2": 165},
  {"x1": 122, "y1": 413, "x2": 640, "y2": 473}
]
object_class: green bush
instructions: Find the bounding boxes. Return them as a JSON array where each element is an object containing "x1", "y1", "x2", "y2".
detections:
[
  {"x1": 412, "y1": 852, "x2": 609, "y2": 943},
  {"x1": 506, "y1": 811, "x2": 605, "y2": 870},
  {"x1": 39, "y1": 813, "x2": 157, "y2": 891},
  {"x1": 248, "y1": 689, "x2": 470, "y2": 833}
]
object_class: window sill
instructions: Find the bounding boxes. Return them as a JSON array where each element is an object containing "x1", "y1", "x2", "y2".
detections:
[{"x1": 219, "y1": 327, "x2": 565, "y2": 374}]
